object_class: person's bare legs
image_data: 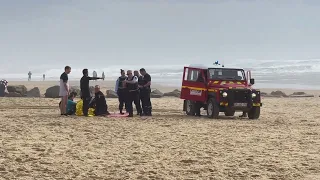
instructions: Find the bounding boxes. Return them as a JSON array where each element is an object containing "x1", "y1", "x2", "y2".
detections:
[{"x1": 60, "y1": 96, "x2": 68, "y2": 115}]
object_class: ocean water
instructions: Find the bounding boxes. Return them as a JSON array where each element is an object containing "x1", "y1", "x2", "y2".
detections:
[{"x1": 2, "y1": 59, "x2": 320, "y2": 89}]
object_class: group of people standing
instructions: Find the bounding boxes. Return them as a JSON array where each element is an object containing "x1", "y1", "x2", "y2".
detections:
[
  {"x1": 58, "y1": 66, "x2": 152, "y2": 118},
  {"x1": 59, "y1": 66, "x2": 106, "y2": 116},
  {"x1": 115, "y1": 68, "x2": 152, "y2": 117}
]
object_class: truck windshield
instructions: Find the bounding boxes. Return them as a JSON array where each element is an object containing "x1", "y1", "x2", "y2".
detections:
[{"x1": 208, "y1": 68, "x2": 246, "y2": 81}]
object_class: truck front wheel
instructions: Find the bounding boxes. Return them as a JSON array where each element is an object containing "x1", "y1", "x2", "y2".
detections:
[
  {"x1": 248, "y1": 107, "x2": 260, "y2": 119},
  {"x1": 207, "y1": 98, "x2": 219, "y2": 119}
]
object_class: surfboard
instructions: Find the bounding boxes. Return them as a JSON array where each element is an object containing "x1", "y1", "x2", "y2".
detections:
[{"x1": 107, "y1": 113, "x2": 129, "y2": 118}]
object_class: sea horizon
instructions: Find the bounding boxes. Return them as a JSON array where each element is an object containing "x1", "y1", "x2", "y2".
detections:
[{"x1": 2, "y1": 59, "x2": 320, "y2": 90}]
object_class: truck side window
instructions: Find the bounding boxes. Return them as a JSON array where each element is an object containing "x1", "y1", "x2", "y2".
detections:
[{"x1": 187, "y1": 69, "x2": 202, "y2": 82}]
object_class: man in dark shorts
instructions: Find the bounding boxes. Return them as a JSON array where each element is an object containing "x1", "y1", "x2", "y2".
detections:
[
  {"x1": 59, "y1": 66, "x2": 71, "y2": 116},
  {"x1": 80, "y1": 69, "x2": 103, "y2": 116},
  {"x1": 139, "y1": 68, "x2": 152, "y2": 116}
]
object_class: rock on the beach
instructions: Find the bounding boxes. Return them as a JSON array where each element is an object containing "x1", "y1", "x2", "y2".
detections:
[
  {"x1": 289, "y1": 92, "x2": 314, "y2": 97},
  {"x1": 5, "y1": 92, "x2": 23, "y2": 97},
  {"x1": 270, "y1": 90, "x2": 287, "y2": 97},
  {"x1": 163, "y1": 89, "x2": 181, "y2": 98},
  {"x1": 106, "y1": 90, "x2": 118, "y2": 98},
  {"x1": 6, "y1": 85, "x2": 27, "y2": 96},
  {"x1": 260, "y1": 92, "x2": 268, "y2": 96},
  {"x1": 44, "y1": 86, "x2": 60, "y2": 98},
  {"x1": 26, "y1": 87, "x2": 41, "y2": 97},
  {"x1": 151, "y1": 89, "x2": 164, "y2": 98},
  {"x1": 70, "y1": 86, "x2": 81, "y2": 97},
  {"x1": 292, "y1": 92, "x2": 306, "y2": 95}
]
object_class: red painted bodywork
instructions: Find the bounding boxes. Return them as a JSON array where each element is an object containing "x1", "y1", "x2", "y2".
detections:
[{"x1": 180, "y1": 66, "x2": 254, "y2": 103}]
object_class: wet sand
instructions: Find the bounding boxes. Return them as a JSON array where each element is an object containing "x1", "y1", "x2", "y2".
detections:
[{"x1": 0, "y1": 96, "x2": 320, "y2": 179}]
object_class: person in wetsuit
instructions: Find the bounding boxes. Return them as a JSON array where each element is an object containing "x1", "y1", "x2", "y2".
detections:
[
  {"x1": 133, "y1": 70, "x2": 142, "y2": 115},
  {"x1": 80, "y1": 69, "x2": 103, "y2": 116},
  {"x1": 115, "y1": 69, "x2": 127, "y2": 114},
  {"x1": 124, "y1": 70, "x2": 139, "y2": 117},
  {"x1": 139, "y1": 68, "x2": 152, "y2": 116},
  {"x1": 92, "y1": 85, "x2": 110, "y2": 116}
]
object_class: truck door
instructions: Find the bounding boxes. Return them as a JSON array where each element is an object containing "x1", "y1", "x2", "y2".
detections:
[{"x1": 181, "y1": 67, "x2": 207, "y2": 102}]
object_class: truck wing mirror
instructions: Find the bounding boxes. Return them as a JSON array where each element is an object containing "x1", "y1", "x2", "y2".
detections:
[{"x1": 250, "y1": 78, "x2": 255, "y2": 85}]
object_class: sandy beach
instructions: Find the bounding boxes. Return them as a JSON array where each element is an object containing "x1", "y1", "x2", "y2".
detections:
[{"x1": 1, "y1": 82, "x2": 320, "y2": 179}]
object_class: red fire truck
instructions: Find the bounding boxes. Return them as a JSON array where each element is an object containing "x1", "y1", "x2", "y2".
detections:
[{"x1": 180, "y1": 64, "x2": 261, "y2": 119}]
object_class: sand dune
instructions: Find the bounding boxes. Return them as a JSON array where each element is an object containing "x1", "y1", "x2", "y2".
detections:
[{"x1": 0, "y1": 96, "x2": 320, "y2": 179}]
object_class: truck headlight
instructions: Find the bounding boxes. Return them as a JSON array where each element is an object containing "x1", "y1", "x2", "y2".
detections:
[
  {"x1": 252, "y1": 93, "x2": 256, "y2": 98},
  {"x1": 222, "y1": 92, "x2": 228, "y2": 97}
]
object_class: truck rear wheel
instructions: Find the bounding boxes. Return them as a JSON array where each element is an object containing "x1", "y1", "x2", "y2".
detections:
[
  {"x1": 207, "y1": 98, "x2": 219, "y2": 119},
  {"x1": 248, "y1": 107, "x2": 260, "y2": 119},
  {"x1": 186, "y1": 100, "x2": 195, "y2": 116}
]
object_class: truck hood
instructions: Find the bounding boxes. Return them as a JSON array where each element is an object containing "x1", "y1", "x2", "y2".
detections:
[{"x1": 208, "y1": 80, "x2": 249, "y2": 89}]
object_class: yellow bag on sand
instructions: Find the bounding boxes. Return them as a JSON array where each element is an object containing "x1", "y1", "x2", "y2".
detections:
[{"x1": 75, "y1": 100, "x2": 95, "y2": 117}]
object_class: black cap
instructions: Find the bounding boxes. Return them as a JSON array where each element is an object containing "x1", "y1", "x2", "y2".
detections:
[{"x1": 139, "y1": 68, "x2": 146, "y2": 72}]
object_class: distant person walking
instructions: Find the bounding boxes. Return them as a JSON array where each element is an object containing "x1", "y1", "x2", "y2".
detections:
[
  {"x1": 43, "y1": 74, "x2": 45, "y2": 81},
  {"x1": 93, "y1": 71, "x2": 97, "y2": 81},
  {"x1": 102, "y1": 72, "x2": 105, "y2": 81},
  {"x1": 80, "y1": 69, "x2": 103, "y2": 116},
  {"x1": 59, "y1": 66, "x2": 71, "y2": 116},
  {"x1": 28, "y1": 71, "x2": 32, "y2": 81}
]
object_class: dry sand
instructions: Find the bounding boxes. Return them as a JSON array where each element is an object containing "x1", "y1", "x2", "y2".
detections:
[{"x1": 1, "y1": 82, "x2": 320, "y2": 179}]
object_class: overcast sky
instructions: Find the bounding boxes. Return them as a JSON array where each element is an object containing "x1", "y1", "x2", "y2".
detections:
[{"x1": 1, "y1": 0, "x2": 320, "y2": 70}]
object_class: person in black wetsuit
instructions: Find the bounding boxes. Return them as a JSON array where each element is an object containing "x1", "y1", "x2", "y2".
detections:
[
  {"x1": 124, "y1": 70, "x2": 139, "y2": 117},
  {"x1": 139, "y1": 68, "x2": 152, "y2": 116},
  {"x1": 80, "y1": 69, "x2": 103, "y2": 116},
  {"x1": 115, "y1": 69, "x2": 127, "y2": 114}
]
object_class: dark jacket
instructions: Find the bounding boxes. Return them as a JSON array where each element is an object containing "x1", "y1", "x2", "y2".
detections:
[
  {"x1": 0, "y1": 84, "x2": 5, "y2": 97},
  {"x1": 93, "y1": 91, "x2": 108, "y2": 115},
  {"x1": 80, "y1": 76, "x2": 99, "y2": 98}
]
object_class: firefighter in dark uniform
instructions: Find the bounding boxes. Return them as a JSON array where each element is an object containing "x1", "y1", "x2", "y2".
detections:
[
  {"x1": 115, "y1": 69, "x2": 127, "y2": 114},
  {"x1": 124, "y1": 70, "x2": 139, "y2": 117},
  {"x1": 139, "y1": 68, "x2": 152, "y2": 116},
  {"x1": 133, "y1": 70, "x2": 142, "y2": 115}
]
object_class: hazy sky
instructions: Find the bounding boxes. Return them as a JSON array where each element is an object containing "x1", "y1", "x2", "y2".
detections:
[{"x1": 1, "y1": 0, "x2": 320, "y2": 70}]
